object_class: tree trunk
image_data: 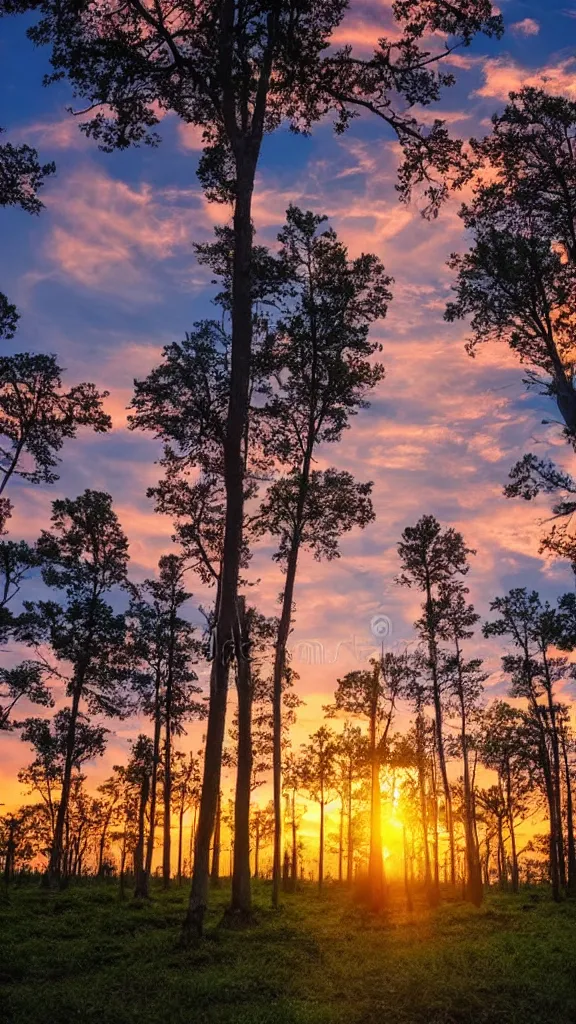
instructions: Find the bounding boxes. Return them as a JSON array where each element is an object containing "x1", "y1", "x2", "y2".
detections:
[
  {"x1": 430, "y1": 728, "x2": 440, "y2": 896},
  {"x1": 318, "y1": 791, "x2": 325, "y2": 892},
  {"x1": 504, "y1": 760, "x2": 519, "y2": 894},
  {"x1": 416, "y1": 711, "x2": 433, "y2": 902},
  {"x1": 346, "y1": 768, "x2": 354, "y2": 886},
  {"x1": 177, "y1": 799, "x2": 185, "y2": 886},
  {"x1": 47, "y1": 684, "x2": 81, "y2": 884},
  {"x1": 145, "y1": 669, "x2": 162, "y2": 878},
  {"x1": 368, "y1": 665, "x2": 384, "y2": 907},
  {"x1": 183, "y1": 155, "x2": 257, "y2": 942},
  {"x1": 162, "y1": 602, "x2": 177, "y2": 890},
  {"x1": 230, "y1": 596, "x2": 253, "y2": 918},
  {"x1": 134, "y1": 774, "x2": 150, "y2": 898},
  {"x1": 560, "y1": 727, "x2": 576, "y2": 895},
  {"x1": 211, "y1": 790, "x2": 221, "y2": 887},
  {"x1": 291, "y1": 789, "x2": 298, "y2": 891},
  {"x1": 403, "y1": 825, "x2": 413, "y2": 912},
  {"x1": 338, "y1": 795, "x2": 344, "y2": 883}
]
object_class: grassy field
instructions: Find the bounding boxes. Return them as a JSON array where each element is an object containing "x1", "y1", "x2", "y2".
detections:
[{"x1": 1, "y1": 879, "x2": 576, "y2": 1024}]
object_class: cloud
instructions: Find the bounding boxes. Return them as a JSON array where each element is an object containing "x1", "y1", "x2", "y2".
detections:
[
  {"x1": 476, "y1": 57, "x2": 576, "y2": 101},
  {"x1": 510, "y1": 17, "x2": 540, "y2": 36},
  {"x1": 44, "y1": 166, "x2": 210, "y2": 295}
]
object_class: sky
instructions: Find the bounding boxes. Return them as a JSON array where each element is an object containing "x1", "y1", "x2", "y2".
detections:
[{"x1": 1, "y1": 0, "x2": 576, "y2": 840}]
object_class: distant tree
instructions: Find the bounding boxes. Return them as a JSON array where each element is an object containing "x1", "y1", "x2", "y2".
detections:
[
  {"x1": 483, "y1": 588, "x2": 576, "y2": 899},
  {"x1": 440, "y1": 584, "x2": 486, "y2": 905},
  {"x1": 128, "y1": 553, "x2": 203, "y2": 890},
  {"x1": 300, "y1": 726, "x2": 337, "y2": 892},
  {"x1": 326, "y1": 654, "x2": 409, "y2": 906},
  {"x1": 333, "y1": 724, "x2": 369, "y2": 885},
  {"x1": 172, "y1": 751, "x2": 202, "y2": 886},
  {"x1": 479, "y1": 701, "x2": 532, "y2": 893},
  {"x1": 397, "y1": 515, "x2": 474, "y2": 887},
  {"x1": 14, "y1": 0, "x2": 503, "y2": 940},
  {"x1": 0, "y1": 126, "x2": 54, "y2": 339},
  {"x1": 250, "y1": 801, "x2": 275, "y2": 880},
  {"x1": 122, "y1": 735, "x2": 155, "y2": 898},
  {"x1": 282, "y1": 753, "x2": 307, "y2": 891},
  {"x1": 95, "y1": 772, "x2": 123, "y2": 877},
  {"x1": 17, "y1": 490, "x2": 130, "y2": 884},
  {"x1": 19, "y1": 709, "x2": 107, "y2": 858}
]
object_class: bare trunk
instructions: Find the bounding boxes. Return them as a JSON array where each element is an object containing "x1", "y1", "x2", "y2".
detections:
[
  {"x1": 145, "y1": 671, "x2": 162, "y2": 877},
  {"x1": 134, "y1": 774, "x2": 150, "y2": 898},
  {"x1": 211, "y1": 790, "x2": 221, "y2": 887},
  {"x1": 230, "y1": 597, "x2": 253, "y2": 918},
  {"x1": 47, "y1": 685, "x2": 81, "y2": 883}
]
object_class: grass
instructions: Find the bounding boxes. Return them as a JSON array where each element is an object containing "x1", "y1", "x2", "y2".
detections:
[{"x1": 1, "y1": 879, "x2": 576, "y2": 1024}]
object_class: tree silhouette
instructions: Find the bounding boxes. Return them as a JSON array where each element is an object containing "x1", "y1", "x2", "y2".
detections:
[{"x1": 16, "y1": 490, "x2": 130, "y2": 884}]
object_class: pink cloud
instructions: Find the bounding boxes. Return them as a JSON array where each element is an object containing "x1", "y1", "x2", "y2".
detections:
[
  {"x1": 510, "y1": 18, "x2": 540, "y2": 37},
  {"x1": 476, "y1": 57, "x2": 576, "y2": 101},
  {"x1": 44, "y1": 166, "x2": 210, "y2": 294}
]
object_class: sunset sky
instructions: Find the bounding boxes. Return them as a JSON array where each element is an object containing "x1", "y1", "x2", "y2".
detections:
[{"x1": 1, "y1": 0, "x2": 575, "y2": 832}]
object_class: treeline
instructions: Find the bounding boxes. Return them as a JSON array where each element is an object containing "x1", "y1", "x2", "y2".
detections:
[{"x1": 2, "y1": 0, "x2": 576, "y2": 942}]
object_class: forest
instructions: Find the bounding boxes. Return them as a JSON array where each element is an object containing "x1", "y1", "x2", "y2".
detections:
[{"x1": 2, "y1": 1, "x2": 576, "y2": 1022}]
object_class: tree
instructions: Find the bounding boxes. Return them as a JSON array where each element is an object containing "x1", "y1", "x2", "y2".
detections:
[
  {"x1": 0, "y1": 661, "x2": 52, "y2": 731},
  {"x1": 445, "y1": 89, "x2": 576, "y2": 564},
  {"x1": 0, "y1": 353, "x2": 111, "y2": 515},
  {"x1": 254, "y1": 205, "x2": 386, "y2": 906},
  {"x1": 300, "y1": 726, "x2": 337, "y2": 891},
  {"x1": 17, "y1": 490, "x2": 130, "y2": 884},
  {"x1": 0, "y1": 126, "x2": 55, "y2": 339},
  {"x1": 333, "y1": 724, "x2": 368, "y2": 886},
  {"x1": 479, "y1": 701, "x2": 531, "y2": 894},
  {"x1": 483, "y1": 588, "x2": 575, "y2": 899},
  {"x1": 8, "y1": 0, "x2": 503, "y2": 940},
  {"x1": 128, "y1": 554, "x2": 203, "y2": 889},
  {"x1": 397, "y1": 515, "x2": 474, "y2": 887},
  {"x1": 250, "y1": 801, "x2": 275, "y2": 880},
  {"x1": 326, "y1": 654, "x2": 408, "y2": 906},
  {"x1": 121, "y1": 735, "x2": 155, "y2": 898},
  {"x1": 440, "y1": 584, "x2": 485, "y2": 904},
  {"x1": 172, "y1": 751, "x2": 202, "y2": 885},
  {"x1": 19, "y1": 709, "x2": 108, "y2": 867}
]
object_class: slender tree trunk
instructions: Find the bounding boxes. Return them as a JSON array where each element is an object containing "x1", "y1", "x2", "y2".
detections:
[
  {"x1": 338, "y1": 795, "x2": 344, "y2": 883},
  {"x1": 403, "y1": 824, "x2": 413, "y2": 912},
  {"x1": 211, "y1": 790, "x2": 221, "y2": 887},
  {"x1": 145, "y1": 671, "x2": 162, "y2": 878},
  {"x1": 254, "y1": 823, "x2": 260, "y2": 879},
  {"x1": 184, "y1": 152, "x2": 258, "y2": 941},
  {"x1": 318, "y1": 790, "x2": 325, "y2": 892},
  {"x1": 272, "y1": 541, "x2": 299, "y2": 908},
  {"x1": 134, "y1": 774, "x2": 150, "y2": 898},
  {"x1": 291, "y1": 789, "x2": 298, "y2": 891},
  {"x1": 230, "y1": 597, "x2": 253, "y2": 918},
  {"x1": 430, "y1": 723, "x2": 440, "y2": 896},
  {"x1": 47, "y1": 685, "x2": 81, "y2": 884},
  {"x1": 504, "y1": 760, "x2": 519, "y2": 894},
  {"x1": 346, "y1": 769, "x2": 354, "y2": 886},
  {"x1": 416, "y1": 711, "x2": 433, "y2": 901},
  {"x1": 543, "y1": 654, "x2": 566, "y2": 889},
  {"x1": 162, "y1": 601, "x2": 177, "y2": 890},
  {"x1": 368, "y1": 666, "x2": 384, "y2": 907},
  {"x1": 177, "y1": 799, "x2": 185, "y2": 886},
  {"x1": 560, "y1": 728, "x2": 576, "y2": 895}
]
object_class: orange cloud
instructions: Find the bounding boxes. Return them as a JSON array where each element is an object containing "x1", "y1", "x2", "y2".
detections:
[{"x1": 476, "y1": 57, "x2": 576, "y2": 101}]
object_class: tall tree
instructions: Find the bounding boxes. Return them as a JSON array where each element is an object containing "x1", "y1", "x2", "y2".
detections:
[
  {"x1": 8, "y1": 0, "x2": 503, "y2": 939},
  {"x1": 397, "y1": 515, "x2": 474, "y2": 887},
  {"x1": 333, "y1": 723, "x2": 368, "y2": 887},
  {"x1": 445, "y1": 89, "x2": 576, "y2": 564},
  {"x1": 16, "y1": 490, "x2": 130, "y2": 883},
  {"x1": 255, "y1": 205, "x2": 386, "y2": 906}
]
